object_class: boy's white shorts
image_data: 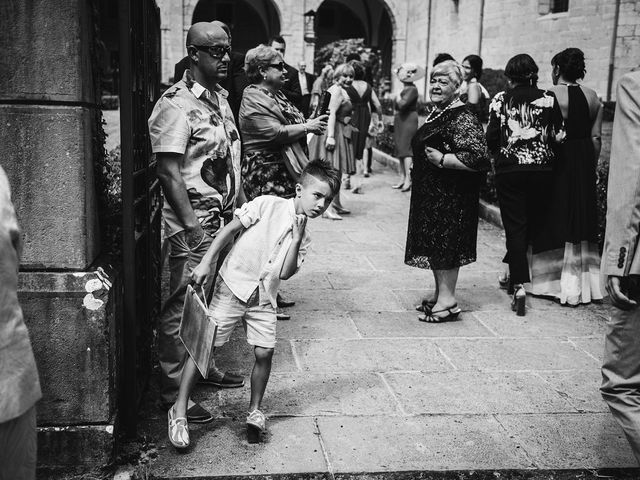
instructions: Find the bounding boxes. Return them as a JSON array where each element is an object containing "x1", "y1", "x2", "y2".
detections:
[{"x1": 209, "y1": 277, "x2": 277, "y2": 349}]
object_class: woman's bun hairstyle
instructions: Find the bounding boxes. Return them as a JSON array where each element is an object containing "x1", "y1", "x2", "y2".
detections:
[
  {"x1": 551, "y1": 48, "x2": 586, "y2": 82},
  {"x1": 505, "y1": 53, "x2": 539, "y2": 87}
]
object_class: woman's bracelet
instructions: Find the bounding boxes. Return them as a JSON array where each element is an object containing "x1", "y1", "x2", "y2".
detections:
[
  {"x1": 438, "y1": 153, "x2": 446, "y2": 168},
  {"x1": 303, "y1": 124, "x2": 308, "y2": 135}
]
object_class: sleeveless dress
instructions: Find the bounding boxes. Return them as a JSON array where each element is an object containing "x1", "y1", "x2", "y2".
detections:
[
  {"x1": 393, "y1": 84, "x2": 419, "y2": 158},
  {"x1": 346, "y1": 83, "x2": 373, "y2": 160},
  {"x1": 529, "y1": 85, "x2": 603, "y2": 304},
  {"x1": 308, "y1": 89, "x2": 357, "y2": 174}
]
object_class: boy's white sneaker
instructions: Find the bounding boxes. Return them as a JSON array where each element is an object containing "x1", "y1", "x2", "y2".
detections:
[{"x1": 246, "y1": 409, "x2": 266, "y2": 443}]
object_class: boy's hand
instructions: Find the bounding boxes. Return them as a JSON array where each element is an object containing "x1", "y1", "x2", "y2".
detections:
[
  {"x1": 292, "y1": 214, "x2": 307, "y2": 241},
  {"x1": 190, "y1": 262, "x2": 211, "y2": 286}
]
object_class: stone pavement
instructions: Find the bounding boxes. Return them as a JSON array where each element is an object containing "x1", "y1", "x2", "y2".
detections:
[{"x1": 139, "y1": 164, "x2": 639, "y2": 479}]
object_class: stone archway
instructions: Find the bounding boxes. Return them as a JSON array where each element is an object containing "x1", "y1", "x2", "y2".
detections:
[
  {"x1": 314, "y1": 0, "x2": 397, "y2": 81},
  {"x1": 190, "y1": 0, "x2": 281, "y2": 53}
]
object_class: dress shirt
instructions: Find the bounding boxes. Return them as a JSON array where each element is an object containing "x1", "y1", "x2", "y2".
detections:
[
  {"x1": 298, "y1": 71, "x2": 309, "y2": 95},
  {"x1": 148, "y1": 70, "x2": 241, "y2": 237},
  {"x1": 219, "y1": 196, "x2": 311, "y2": 308}
]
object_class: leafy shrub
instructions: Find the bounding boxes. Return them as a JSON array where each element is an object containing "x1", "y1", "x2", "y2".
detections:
[
  {"x1": 314, "y1": 39, "x2": 383, "y2": 92},
  {"x1": 101, "y1": 95, "x2": 119, "y2": 110},
  {"x1": 376, "y1": 123, "x2": 395, "y2": 156},
  {"x1": 481, "y1": 68, "x2": 509, "y2": 100}
]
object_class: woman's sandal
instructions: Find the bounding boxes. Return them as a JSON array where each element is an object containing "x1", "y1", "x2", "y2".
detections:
[
  {"x1": 168, "y1": 406, "x2": 189, "y2": 450},
  {"x1": 415, "y1": 299, "x2": 437, "y2": 313},
  {"x1": 511, "y1": 284, "x2": 526, "y2": 316},
  {"x1": 418, "y1": 305, "x2": 462, "y2": 323}
]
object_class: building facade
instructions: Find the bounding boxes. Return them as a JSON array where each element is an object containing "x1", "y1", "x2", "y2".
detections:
[{"x1": 157, "y1": 0, "x2": 640, "y2": 100}]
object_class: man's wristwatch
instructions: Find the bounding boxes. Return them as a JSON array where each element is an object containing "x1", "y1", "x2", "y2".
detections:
[{"x1": 438, "y1": 153, "x2": 446, "y2": 168}]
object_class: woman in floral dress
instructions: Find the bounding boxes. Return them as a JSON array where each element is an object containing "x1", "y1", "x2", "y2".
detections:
[{"x1": 486, "y1": 54, "x2": 565, "y2": 316}]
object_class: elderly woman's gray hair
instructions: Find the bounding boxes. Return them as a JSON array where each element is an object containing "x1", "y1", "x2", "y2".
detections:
[
  {"x1": 244, "y1": 45, "x2": 281, "y2": 84},
  {"x1": 333, "y1": 63, "x2": 355, "y2": 81},
  {"x1": 430, "y1": 60, "x2": 464, "y2": 88}
]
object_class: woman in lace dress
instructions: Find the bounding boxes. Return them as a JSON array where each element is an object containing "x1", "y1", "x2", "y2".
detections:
[{"x1": 405, "y1": 60, "x2": 490, "y2": 322}]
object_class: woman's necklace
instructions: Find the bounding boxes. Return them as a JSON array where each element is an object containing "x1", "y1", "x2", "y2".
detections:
[
  {"x1": 559, "y1": 82, "x2": 579, "y2": 86},
  {"x1": 424, "y1": 99, "x2": 461, "y2": 124}
]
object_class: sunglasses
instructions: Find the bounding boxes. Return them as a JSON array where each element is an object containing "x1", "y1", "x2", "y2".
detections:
[
  {"x1": 268, "y1": 62, "x2": 286, "y2": 71},
  {"x1": 190, "y1": 44, "x2": 231, "y2": 59}
]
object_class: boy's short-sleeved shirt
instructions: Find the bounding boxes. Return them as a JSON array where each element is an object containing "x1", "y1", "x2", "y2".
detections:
[
  {"x1": 219, "y1": 196, "x2": 311, "y2": 308},
  {"x1": 148, "y1": 70, "x2": 241, "y2": 237}
]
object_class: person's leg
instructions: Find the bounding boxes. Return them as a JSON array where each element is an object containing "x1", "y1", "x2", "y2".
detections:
[
  {"x1": 401, "y1": 156, "x2": 413, "y2": 191},
  {"x1": 433, "y1": 268, "x2": 460, "y2": 310},
  {"x1": 249, "y1": 347, "x2": 274, "y2": 411},
  {"x1": 0, "y1": 405, "x2": 37, "y2": 480},
  {"x1": 174, "y1": 357, "x2": 201, "y2": 419},
  {"x1": 602, "y1": 280, "x2": 640, "y2": 464},
  {"x1": 363, "y1": 146, "x2": 372, "y2": 177},
  {"x1": 392, "y1": 156, "x2": 406, "y2": 189},
  {"x1": 496, "y1": 173, "x2": 529, "y2": 285}
]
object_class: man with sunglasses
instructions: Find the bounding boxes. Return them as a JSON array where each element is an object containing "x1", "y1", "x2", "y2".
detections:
[
  {"x1": 173, "y1": 21, "x2": 247, "y2": 123},
  {"x1": 148, "y1": 22, "x2": 245, "y2": 425}
]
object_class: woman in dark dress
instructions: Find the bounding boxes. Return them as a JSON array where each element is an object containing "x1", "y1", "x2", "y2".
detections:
[
  {"x1": 486, "y1": 54, "x2": 565, "y2": 316},
  {"x1": 393, "y1": 63, "x2": 423, "y2": 191},
  {"x1": 346, "y1": 60, "x2": 381, "y2": 192},
  {"x1": 460, "y1": 54, "x2": 490, "y2": 123},
  {"x1": 529, "y1": 48, "x2": 604, "y2": 305},
  {"x1": 406, "y1": 60, "x2": 490, "y2": 322}
]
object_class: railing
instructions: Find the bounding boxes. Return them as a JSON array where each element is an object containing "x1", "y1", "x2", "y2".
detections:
[{"x1": 118, "y1": 0, "x2": 162, "y2": 437}]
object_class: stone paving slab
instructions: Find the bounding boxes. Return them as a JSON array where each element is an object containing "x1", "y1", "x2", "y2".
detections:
[
  {"x1": 148, "y1": 416, "x2": 328, "y2": 478},
  {"x1": 534, "y1": 370, "x2": 609, "y2": 413},
  {"x1": 293, "y1": 338, "x2": 453, "y2": 373},
  {"x1": 212, "y1": 372, "x2": 401, "y2": 417},
  {"x1": 316, "y1": 415, "x2": 533, "y2": 471},
  {"x1": 139, "y1": 166, "x2": 639, "y2": 478},
  {"x1": 495, "y1": 413, "x2": 637, "y2": 468},
  {"x1": 383, "y1": 371, "x2": 578, "y2": 415},
  {"x1": 348, "y1": 311, "x2": 495, "y2": 338}
]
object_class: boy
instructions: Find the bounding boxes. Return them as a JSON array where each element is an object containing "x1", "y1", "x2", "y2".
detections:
[{"x1": 168, "y1": 160, "x2": 341, "y2": 448}]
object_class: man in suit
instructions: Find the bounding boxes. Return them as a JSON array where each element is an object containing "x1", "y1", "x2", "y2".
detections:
[
  {"x1": 269, "y1": 36, "x2": 303, "y2": 112},
  {"x1": 297, "y1": 61, "x2": 315, "y2": 118},
  {"x1": 601, "y1": 70, "x2": 640, "y2": 464},
  {"x1": 173, "y1": 21, "x2": 248, "y2": 124}
]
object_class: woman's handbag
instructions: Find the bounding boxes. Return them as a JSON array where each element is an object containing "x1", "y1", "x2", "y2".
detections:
[{"x1": 179, "y1": 285, "x2": 218, "y2": 379}]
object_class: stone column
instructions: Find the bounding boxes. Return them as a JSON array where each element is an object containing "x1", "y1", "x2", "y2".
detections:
[{"x1": 0, "y1": 0, "x2": 120, "y2": 470}]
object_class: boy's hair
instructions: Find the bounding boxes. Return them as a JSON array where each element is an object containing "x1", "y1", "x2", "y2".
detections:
[{"x1": 300, "y1": 160, "x2": 341, "y2": 196}]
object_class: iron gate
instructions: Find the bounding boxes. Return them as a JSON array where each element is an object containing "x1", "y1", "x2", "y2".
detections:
[{"x1": 118, "y1": 0, "x2": 162, "y2": 436}]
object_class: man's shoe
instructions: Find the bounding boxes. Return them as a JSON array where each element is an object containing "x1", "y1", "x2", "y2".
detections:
[
  {"x1": 186, "y1": 402, "x2": 213, "y2": 424},
  {"x1": 276, "y1": 312, "x2": 291, "y2": 321},
  {"x1": 277, "y1": 295, "x2": 296, "y2": 308},
  {"x1": 200, "y1": 372, "x2": 245, "y2": 388}
]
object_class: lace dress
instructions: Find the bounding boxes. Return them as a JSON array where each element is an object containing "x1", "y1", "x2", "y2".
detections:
[{"x1": 405, "y1": 106, "x2": 490, "y2": 270}]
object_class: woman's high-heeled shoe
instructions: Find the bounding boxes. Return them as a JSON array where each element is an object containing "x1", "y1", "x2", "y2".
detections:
[
  {"x1": 391, "y1": 183, "x2": 403, "y2": 189},
  {"x1": 334, "y1": 206, "x2": 351, "y2": 215},
  {"x1": 512, "y1": 284, "x2": 526, "y2": 316},
  {"x1": 418, "y1": 305, "x2": 461, "y2": 323},
  {"x1": 400, "y1": 183, "x2": 412, "y2": 192},
  {"x1": 415, "y1": 299, "x2": 437, "y2": 313}
]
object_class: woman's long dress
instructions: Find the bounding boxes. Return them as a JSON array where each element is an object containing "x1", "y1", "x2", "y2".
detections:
[
  {"x1": 393, "y1": 84, "x2": 419, "y2": 158},
  {"x1": 529, "y1": 85, "x2": 603, "y2": 304},
  {"x1": 308, "y1": 90, "x2": 356, "y2": 174},
  {"x1": 405, "y1": 106, "x2": 489, "y2": 270},
  {"x1": 346, "y1": 83, "x2": 373, "y2": 160}
]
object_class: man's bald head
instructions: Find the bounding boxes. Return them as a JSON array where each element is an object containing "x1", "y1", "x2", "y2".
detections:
[
  {"x1": 186, "y1": 22, "x2": 228, "y2": 47},
  {"x1": 211, "y1": 20, "x2": 231, "y2": 39}
]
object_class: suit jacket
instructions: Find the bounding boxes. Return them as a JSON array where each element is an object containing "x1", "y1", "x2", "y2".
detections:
[
  {"x1": 281, "y1": 63, "x2": 303, "y2": 112},
  {"x1": 173, "y1": 52, "x2": 248, "y2": 123},
  {"x1": 297, "y1": 71, "x2": 315, "y2": 117},
  {"x1": 602, "y1": 71, "x2": 640, "y2": 276}
]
